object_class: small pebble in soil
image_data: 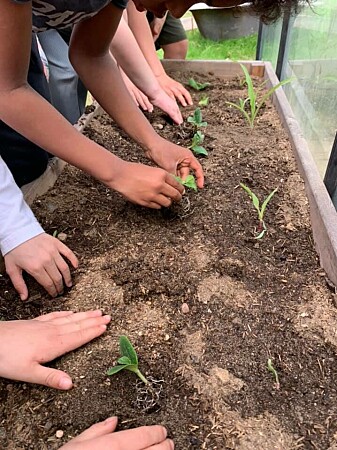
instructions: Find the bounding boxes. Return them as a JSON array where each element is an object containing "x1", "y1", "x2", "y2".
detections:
[
  {"x1": 57, "y1": 232, "x2": 67, "y2": 242},
  {"x1": 55, "y1": 430, "x2": 64, "y2": 439},
  {"x1": 181, "y1": 303, "x2": 189, "y2": 314}
]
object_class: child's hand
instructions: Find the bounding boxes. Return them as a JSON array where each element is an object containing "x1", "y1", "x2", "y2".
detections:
[
  {"x1": 149, "y1": 88, "x2": 183, "y2": 124},
  {"x1": 0, "y1": 310, "x2": 110, "y2": 389},
  {"x1": 120, "y1": 70, "x2": 154, "y2": 112},
  {"x1": 4, "y1": 233, "x2": 78, "y2": 300},
  {"x1": 156, "y1": 72, "x2": 193, "y2": 107},
  {"x1": 145, "y1": 137, "x2": 204, "y2": 189},
  {"x1": 60, "y1": 417, "x2": 173, "y2": 450},
  {"x1": 108, "y1": 160, "x2": 183, "y2": 209}
]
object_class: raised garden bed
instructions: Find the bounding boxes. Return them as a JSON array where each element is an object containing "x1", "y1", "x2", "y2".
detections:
[{"x1": 1, "y1": 61, "x2": 337, "y2": 450}]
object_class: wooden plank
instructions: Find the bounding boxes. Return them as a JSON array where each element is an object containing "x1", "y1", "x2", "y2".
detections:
[
  {"x1": 264, "y1": 61, "x2": 337, "y2": 286},
  {"x1": 162, "y1": 59, "x2": 265, "y2": 78}
]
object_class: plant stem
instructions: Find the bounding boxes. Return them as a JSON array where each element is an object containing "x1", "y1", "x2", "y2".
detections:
[{"x1": 136, "y1": 369, "x2": 148, "y2": 384}]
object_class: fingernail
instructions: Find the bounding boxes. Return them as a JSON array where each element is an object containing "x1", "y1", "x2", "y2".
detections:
[
  {"x1": 100, "y1": 324, "x2": 107, "y2": 331},
  {"x1": 169, "y1": 439, "x2": 174, "y2": 449},
  {"x1": 103, "y1": 315, "x2": 111, "y2": 323},
  {"x1": 105, "y1": 417, "x2": 117, "y2": 424},
  {"x1": 20, "y1": 294, "x2": 26, "y2": 301},
  {"x1": 59, "y1": 377, "x2": 72, "y2": 390}
]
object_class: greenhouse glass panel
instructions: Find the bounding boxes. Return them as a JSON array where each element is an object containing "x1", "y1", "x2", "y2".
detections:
[{"x1": 260, "y1": 0, "x2": 337, "y2": 178}]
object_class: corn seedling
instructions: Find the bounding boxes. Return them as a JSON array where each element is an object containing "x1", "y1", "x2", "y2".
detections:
[
  {"x1": 175, "y1": 174, "x2": 197, "y2": 192},
  {"x1": 188, "y1": 131, "x2": 208, "y2": 156},
  {"x1": 267, "y1": 358, "x2": 280, "y2": 389},
  {"x1": 226, "y1": 64, "x2": 292, "y2": 128},
  {"x1": 240, "y1": 183, "x2": 278, "y2": 239},
  {"x1": 198, "y1": 96, "x2": 209, "y2": 107},
  {"x1": 188, "y1": 78, "x2": 211, "y2": 91},
  {"x1": 187, "y1": 107, "x2": 207, "y2": 129},
  {"x1": 107, "y1": 335, "x2": 148, "y2": 384}
]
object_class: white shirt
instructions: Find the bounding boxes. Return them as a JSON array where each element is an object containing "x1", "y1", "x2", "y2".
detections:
[{"x1": 0, "y1": 156, "x2": 44, "y2": 256}]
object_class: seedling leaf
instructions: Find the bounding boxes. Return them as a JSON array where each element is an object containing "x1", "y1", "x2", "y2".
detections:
[
  {"x1": 118, "y1": 356, "x2": 132, "y2": 365},
  {"x1": 267, "y1": 358, "x2": 280, "y2": 389},
  {"x1": 188, "y1": 78, "x2": 211, "y2": 91},
  {"x1": 199, "y1": 96, "x2": 209, "y2": 106},
  {"x1": 119, "y1": 335, "x2": 138, "y2": 365},
  {"x1": 175, "y1": 175, "x2": 198, "y2": 192},
  {"x1": 260, "y1": 188, "x2": 278, "y2": 218},
  {"x1": 192, "y1": 145, "x2": 208, "y2": 156},
  {"x1": 107, "y1": 365, "x2": 128, "y2": 376}
]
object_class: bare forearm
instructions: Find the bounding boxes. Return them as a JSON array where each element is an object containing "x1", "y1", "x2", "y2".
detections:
[
  {"x1": 71, "y1": 51, "x2": 160, "y2": 152},
  {"x1": 110, "y1": 18, "x2": 162, "y2": 99},
  {"x1": 126, "y1": 2, "x2": 165, "y2": 77},
  {"x1": 0, "y1": 85, "x2": 119, "y2": 183}
]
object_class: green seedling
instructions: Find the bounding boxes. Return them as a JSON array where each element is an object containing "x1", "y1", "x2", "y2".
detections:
[
  {"x1": 267, "y1": 358, "x2": 280, "y2": 389},
  {"x1": 187, "y1": 107, "x2": 207, "y2": 129},
  {"x1": 226, "y1": 64, "x2": 292, "y2": 128},
  {"x1": 198, "y1": 96, "x2": 209, "y2": 107},
  {"x1": 107, "y1": 335, "x2": 148, "y2": 384},
  {"x1": 188, "y1": 131, "x2": 208, "y2": 156},
  {"x1": 52, "y1": 230, "x2": 58, "y2": 238},
  {"x1": 188, "y1": 78, "x2": 211, "y2": 91},
  {"x1": 240, "y1": 183, "x2": 278, "y2": 239},
  {"x1": 175, "y1": 175, "x2": 197, "y2": 192}
]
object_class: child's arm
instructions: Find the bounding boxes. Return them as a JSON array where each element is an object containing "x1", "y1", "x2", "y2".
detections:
[
  {"x1": 126, "y1": 1, "x2": 193, "y2": 107},
  {"x1": 0, "y1": 2, "x2": 189, "y2": 207},
  {"x1": 110, "y1": 16, "x2": 183, "y2": 124},
  {"x1": 0, "y1": 157, "x2": 78, "y2": 299}
]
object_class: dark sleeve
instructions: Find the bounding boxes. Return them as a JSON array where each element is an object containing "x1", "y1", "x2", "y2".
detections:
[{"x1": 111, "y1": 0, "x2": 128, "y2": 9}]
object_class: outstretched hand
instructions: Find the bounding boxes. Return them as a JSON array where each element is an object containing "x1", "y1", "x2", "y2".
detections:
[
  {"x1": 4, "y1": 233, "x2": 78, "y2": 300},
  {"x1": 60, "y1": 417, "x2": 173, "y2": 450},
  {"x1": 149, "y1": 88, "x2": 183, "y2": 124},
  {"x1": 156, "y1": 72, "x2": 193, "y2": 107},
  {"x1": 0, "y1": 310, "x2": 111, "y2": 389}
]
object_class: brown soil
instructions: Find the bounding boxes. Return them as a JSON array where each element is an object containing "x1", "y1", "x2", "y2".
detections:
[{"x1": 1, "y1": 71, "x2": 337, "y2": 450}]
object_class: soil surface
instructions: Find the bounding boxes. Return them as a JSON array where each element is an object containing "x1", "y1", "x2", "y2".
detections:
[{"x1": 1, "y1": 71, "x2": 337, "y2": 450}]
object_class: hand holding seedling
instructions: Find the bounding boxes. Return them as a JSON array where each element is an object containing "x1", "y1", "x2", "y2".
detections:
[
  {"x1": 144, "y1": 136, "x2": 204, "y2": 190},
  {"x1": 240, "y1": 183, "x2": 278, "y2": 239},
  {"x1": 60, "y1": 417, "x2": 172, "y2": 450},
  {"x1": 107, "y1": 336, "x2": 148, "y2": 384},
  {"x1": 175, "y1": 175, "x2": 198, "y2": 192}
]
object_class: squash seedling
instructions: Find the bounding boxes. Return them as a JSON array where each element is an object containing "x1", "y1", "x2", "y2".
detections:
[
  {"x1": 188, "y1": 78, "x2": 211, "y2": 91},
  {"x1": 198, "y1": 96, "x2": 209, "y2": 107},
  {"x1": 267, "y1": 358, "x2": 280, "y2": 390},
  {"x1": 188, "y1": 131, "x2": 208, "y2": 156},
  {"x1": 187, "y1": 107, "x2": 207, "y2": 129},
  {"x1": 240, "y1": 183, "x2": 278, "y2": 239},
  {"x1": 107, "y1": 335, "x2": 148, "y2": 384},
  {"x1": 226, "y1": 64, "x2": 292, "y2": 128},
  {"x1": 175, "y1": 175, "x2": 198, "y2": 192}
]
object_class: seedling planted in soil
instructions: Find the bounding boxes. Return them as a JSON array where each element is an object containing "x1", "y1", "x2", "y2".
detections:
[
  {"x1": 188, "y1": 131, "x2": 208, "y2": 156},
  {"x1": 187, "y1": 107, "x2": 207, "y2": 129},
  {"x1": 188, "y1": 78, "x2": 211, "y2": 91},
  {"x1": 175, "y1": 174, "x2": 198, "y2": 192},
  {"x1": 198, "y1": 96, "x2": 209, "y2": 107},
  {"x1": 226, "y1": 64, "x2": 292, "y2": 128},
  {"x1": 267, "y1": 358, "x2": 280, "y2": 390},
  {"x1": 240, "y1": 183, "x2": 278, "y2": 239},
  {"x1": 107, "y1": 335, "x2": 148, "y2": 384}
]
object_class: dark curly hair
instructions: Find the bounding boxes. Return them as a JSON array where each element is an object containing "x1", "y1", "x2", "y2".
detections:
[{"x1": 247, "y1": 0, "x2": 311, "y2": 23}]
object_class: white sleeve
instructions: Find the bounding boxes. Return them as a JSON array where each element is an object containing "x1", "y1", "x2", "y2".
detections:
[{"x1": 0, "y1": 156, "x2": 44, "y2": 256}]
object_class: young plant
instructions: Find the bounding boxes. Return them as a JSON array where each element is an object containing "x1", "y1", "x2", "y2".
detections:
[
  {"x1": 187, "y1": 107, "x2": 207, "y2": 129},
  {"x1": 107, "y1": 335, "x2": 148, "y2": 384},
  {"x1": 240, "y1": 183, "x2": 278, "y2": 239},
  {"x1": 198, "y1": 96, "x2": 209, "y2": 107},
  {"x1": 267, "y1": 358, "x2": 280, "y2": 390},
  {"x1": 188, "y1": 131, "x2": 208, "y2": 156},
  {"x1": 188, "y1": 78, "x2": 211, "y2": 91},
  {"x1": 226, "y1": 64, "x2": 292, "y2": 128},
  {"x1": 175, "y1": 174, "x2": 197, "y2": 192}
]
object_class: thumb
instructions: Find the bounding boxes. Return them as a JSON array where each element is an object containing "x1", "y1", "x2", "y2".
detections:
[
  {"x1": 30, "y1": 364, "x2": 73, "y2": 390},
  {"x1": 7, "y1": 264, "x2": 28, "y2": 301}
]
